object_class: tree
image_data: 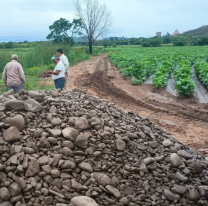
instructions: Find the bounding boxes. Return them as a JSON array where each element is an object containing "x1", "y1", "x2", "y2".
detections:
[
  {"x1": 5, "y1": 41, "x2": 14, "y2": 49},
  {"x1": 73, "y1": 0, "x2": 113, "y2": 54},
  {"x1": 47, "y1": 18, "x2": 83, "y2": 46},
  {"x1": 163, "y1": 32, "x2": 171, "y2": 44}
]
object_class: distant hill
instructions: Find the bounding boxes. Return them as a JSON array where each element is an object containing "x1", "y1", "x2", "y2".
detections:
[
  {"x1": 182, "y1": 25, "x2": 208, "y2": 36},
  {"x1": 103, "y1": 37, "x2": 129, "y2": 41}
]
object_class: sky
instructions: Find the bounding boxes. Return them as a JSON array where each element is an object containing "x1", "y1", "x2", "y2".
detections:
[{"x1": 0, "y1": 0, "x2": 207, "y2": 42}]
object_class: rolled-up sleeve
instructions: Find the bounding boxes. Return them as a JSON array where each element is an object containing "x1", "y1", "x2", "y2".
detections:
[
  {"x1": 2, "y1": 66, "x2": 7, "y2": 84},
  {"x1": 18, "y1": 65, "x2": 26, "y2": 83}
]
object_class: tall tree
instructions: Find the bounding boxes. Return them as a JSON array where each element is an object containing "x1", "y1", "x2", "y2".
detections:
[
  {"x1": 73, "y1": 0, "x2": 113, "y2": 54},
  {"x1": 47, "y1": 18, "x2": 83, "y2": 46}
]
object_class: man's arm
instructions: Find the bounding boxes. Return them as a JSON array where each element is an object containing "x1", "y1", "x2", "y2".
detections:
[
  {"x1": 2, "y1": 67, "x2": 7, "y2": 86},
  {"x1": 19, "y1": 64, "x2": 26, "y2": 83},
  {"x1": 48, "y1": 70, "x2": 61, "y2": 75}
]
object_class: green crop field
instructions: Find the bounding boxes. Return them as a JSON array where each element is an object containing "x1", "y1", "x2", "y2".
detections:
[{"x1": 109, "y1": 46, "x2": 208, "y2": 96}]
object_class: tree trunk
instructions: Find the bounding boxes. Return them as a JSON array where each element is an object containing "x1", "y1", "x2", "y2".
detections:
[{"x1": 89, "y1": 41, "x2": 93, "y2": 54}]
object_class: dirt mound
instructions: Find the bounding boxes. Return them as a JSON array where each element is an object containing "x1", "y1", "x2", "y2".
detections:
[
  {"x1": 39, "y1": 70, "x2": 52, "y2": 79},
  {"x1": 0, "y1": 89, "x2": 208, "y2": 205}
]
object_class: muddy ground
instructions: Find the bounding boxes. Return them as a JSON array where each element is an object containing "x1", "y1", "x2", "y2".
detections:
[{"x1": 63, "y1": 54, "x2": 208, "y2": 152}]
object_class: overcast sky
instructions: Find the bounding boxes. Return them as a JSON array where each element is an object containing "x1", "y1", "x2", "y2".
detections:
[{"x1": 0, "y1": 0, "x2": 207, "y2": 42}]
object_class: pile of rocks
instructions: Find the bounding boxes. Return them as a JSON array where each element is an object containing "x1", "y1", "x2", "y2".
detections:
[{"x1": 0, "y1": 89, "x2": 208, "y2": 206}]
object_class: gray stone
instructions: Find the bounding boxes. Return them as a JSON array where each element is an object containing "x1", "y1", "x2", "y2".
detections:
[
  {"x1": 8, "y1": 183, "x2": 21, "y2": 197},
  {"x1": 44, "y1": 196, "x2": 53, "y2": 205},
  {"x1": 48, "y1": 129, "x2": 62, "y2": 138},
  {"x1": 70, "y1": 196, "x2": 98, "y2": 206},
  {"x1": 116, "y1": 139, "x2": 126, "y2": 151},
  {"x1": 74, "y1": 117, "x2": 89, "y2": 131},
  {"x1": 3, "y1": 89, "x2": 14, "y2": 97},
  {"x1": 75, "y1": 133, "x2": 89, "y2": 149},
  {"x1": 143, "y1": 157, "x2": 155, "y2": 165},
  {"x1": 0, "y1": 187, "x2": 10, "y2": 200},
  {"x1": 51, "y1": 118, "x2": 62, "y2": 126},
  {"x1": 0, "y1": 202, "x2": 13, "y2": 206},
  {"x1": 24, "y1": 99, "x2": 43, "y2": 112},
  {"x1": 78, "y1": 162, "x2": 93, "y2": 173},
  {"x1": 5, "y1": 100, "x2": 24, "y2": 110},
  {"x1": 171, "y1": 184, "x2": 187, "y2": 195},
  {"x1": 169, "y1": 153, "x2": 181, "y2": 167},
  {"x1": 28, "y1": 91, "x2": 44, "y2": 99},
  {"x1": 164, "y1": 189, "x2": 176, "y2": 202},
  {"x1": 188, "y1": 188, "x2": 200, "y2": 201},
  {"x1": 61, "y1": 160, "x2": 76, "y2": 169},
  {"x1": 106, "y1": 185, "x2": 121, "y2": 198},
  {"x1": 37, "y1": 156, "x2": 49, "y2": 165},
  {"x1": 162, "y1": 139, "x2": 173, "y2": 147},
  {"x1": 5, "y1": 114, "x2": 25, "y2": 131},
  {"x1": 49, "y1": 105, "x2": 57, "y2": 113},
  {"x1": 62, "y1": 127, "x2": 79, "y2": 141},
  {"x1": 3, "y1": 126, "x2": 20, "y2": 143},
  {"x1": 51, "y1": 169, "x2": 61, "y2": 178},
  {"x1": 177, "y1": 150, "x2": 193, "y2": 159},
  {"x1": 51, "y1": 90, "x2": 59, "y2": 97},
  {"x1": 93, "y1": 172, "x2": 112, "y2": 186},
  {"x1": 25, "y1": 160, "x2": 40, "y2": 177},
  {"x1": 199, "y1": 186, "x2": 208, "y2": 197},
  {"x1": 176, "y1": 172, "x2": 188, "y2": 182}
]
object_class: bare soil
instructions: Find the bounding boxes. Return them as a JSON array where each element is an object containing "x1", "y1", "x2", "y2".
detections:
[{"x1": 54, "y1": 54, "x2": 208, "y2": 151}]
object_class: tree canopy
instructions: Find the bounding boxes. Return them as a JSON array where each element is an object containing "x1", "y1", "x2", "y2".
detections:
[{"x1": 46, "y1": 18, "x2": 83, "y2": 46}]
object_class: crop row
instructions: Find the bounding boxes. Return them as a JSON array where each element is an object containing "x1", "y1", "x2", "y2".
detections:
[{"x1": 109, "y1": 46, "x2": 208, "y2": 97}]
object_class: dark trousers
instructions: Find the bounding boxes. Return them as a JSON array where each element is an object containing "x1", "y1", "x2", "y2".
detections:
[
  {"x1": 54, "y1": 78, "x2": 66, "y2": 91},
  {"x1": 8, "y1": 84, "x2": 24, "y2": 94}
]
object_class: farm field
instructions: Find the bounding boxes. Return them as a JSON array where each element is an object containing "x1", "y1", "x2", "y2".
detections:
[{"x1": 109, "y1": 46, "x2": 208, "y2": 103}]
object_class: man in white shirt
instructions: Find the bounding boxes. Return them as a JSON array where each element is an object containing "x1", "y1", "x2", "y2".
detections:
[
  {"x1": 57, "y1": 48, "x2": 70, "y2": 90},
  {"x1": 48, "y1": 56, "x2": 66, "y2": 90}
]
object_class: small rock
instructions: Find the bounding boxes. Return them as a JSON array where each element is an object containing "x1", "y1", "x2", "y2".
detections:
[
  {"x1": 8, "y1": 183, "x2": 21, "y2": 197},
  {"x1": 162, "y1": 139, "x2": 173, "y2": 147},
  {"x1": 74, "y1": 117, "x2": 89, "y2": 131},
  {"x1": 0, "y1": 187, "x2": 10, "y2": 200},
  {"x1": 37, "y1": 156, "x2": 48, "y2": 165},
  {"x1": 70, "y1": 196, "x2": 98, "y2": 206},
  {"x1": 106, "y1": 185, "x2": 121, "y2": 198},
  {"x1": 28, "y1": 91, "x2": 44, "y2": 99},
  {"x1": 171, "y1": 184, "x2": 187, "y2": 195},
  {"x1": 3, "y1": 126, "x2": 20, "y2": 143},
  {"x1": 25, "y1": 160, "x2": 40, "y2": 177},
  {"x1": 177, "y1": 150, "x2": 193, "y2": 159},
  {"x1": 116, "y1": 139, "x2": 126, "y2": 151},
  {"x1": 49, "y1": 105, "x2": 57, "y2": 113},
  {"x1": 93, "y1": 172, "x2": 112, "y2": 186},
  {"x1": 164, "y1": 189, "x2": 176, "y2": 202},
  {"x1": 24, "y1": 99, "x2": 43, "y2": 112},
  {"x1": 5, "y1": 100, "x2": 24, "y2": 110},
  {"x1": 5, "y1": 114, "x2": 25, "y2": 131},
  {"x1": 188, "y1": 188, "x2": 200, "y2": 201},
  {"x1": 78, "y1": 162, "x2": 93, "y2": 173},
  {"x1": 176, "y1": 172, "x2": 188, "y2": 182},
  {"x1": 169, "y1": 153, "x2": 181, "y2": 167},
  {"x1": 143, "y1": 157, "x2": 155, "y2": 165},
  {"x1": 62, "y1": 127, "x2": 79, "y2": 141},
  {"x1": 75, "y1": 133, "x2": 89, "y2": 149},
  {"x1": 51, "y1": 118, "x2": 62, "y2": 126},
  {"x1": 48, "y1": 129, "x2": 62, "y2": 138}
]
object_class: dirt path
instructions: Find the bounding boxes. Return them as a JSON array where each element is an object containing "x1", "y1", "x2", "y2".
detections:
[{"x1": 67, "y1": 54, "x2": 208, "y2": 151}]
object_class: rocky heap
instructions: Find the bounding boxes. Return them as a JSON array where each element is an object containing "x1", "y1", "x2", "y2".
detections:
[{"x1": 0, "y1": 89, "x2": 208, "y2": 206}]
